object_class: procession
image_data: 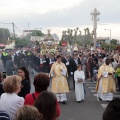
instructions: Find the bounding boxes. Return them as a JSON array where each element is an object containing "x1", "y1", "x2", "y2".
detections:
[
  {"x1": 0, "y1": 41, "x2": 120, "y2": 119},
  {"x1": 0, "y1": 0, "x2": 120, "y2": 120}
]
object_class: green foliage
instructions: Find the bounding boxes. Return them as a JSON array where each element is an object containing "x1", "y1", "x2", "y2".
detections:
[
  {"x1": 101, "y1": 44, "x2": 117, "y2": 51},
  {"x1": 15, "y1": 30, "x2": 44, "y2": 47},
  {"x1": 110, "y1": 39, "x2": 118, "y2": 45},
  {"x1": 0, "y1": 28, "x2": 10, "y2": 44},
  {"x1": 61, "y1": 27, "x2": 93, "y2": 46},
  {"x1": 59, "y1": 40, "x2": 62, "y2": 46},
  {"x1": 15, "y1": 37, "x2": 30, "y2": 47},
  {"x1": 30, "y1": 30, "x2": 44, "y2": 36}
]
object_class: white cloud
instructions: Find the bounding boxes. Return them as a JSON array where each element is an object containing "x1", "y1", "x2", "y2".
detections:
[
  {"x1": 0, "y1": 0, "x2": 83, "y2": 15},
  {"x1": 0, "y1": 0, "x2": 120, "y2": 40}
]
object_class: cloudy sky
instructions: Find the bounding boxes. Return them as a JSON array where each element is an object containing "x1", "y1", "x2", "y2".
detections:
[{"x1": 0, "y1": 0, "x2": 120, "y2": 40}]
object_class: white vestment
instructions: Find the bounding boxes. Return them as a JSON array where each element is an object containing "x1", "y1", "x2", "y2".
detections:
[
  {"x1": 97, "y1": 78, "x2": 113, "y2": 101},
  {"x1": 56, "y1": 93, "x2": 67, "y2": 102},
  {"x1": 74, "y1": 70, "x2": 85, "y2": 101}
]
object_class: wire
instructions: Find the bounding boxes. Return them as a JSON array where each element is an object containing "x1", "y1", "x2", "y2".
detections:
[
  {"x1": 14, "y1": 24, "x2": 22, "y2": 33},
  {"x1": 0, "y1": 22, "x2": 12, "y2": 25}
]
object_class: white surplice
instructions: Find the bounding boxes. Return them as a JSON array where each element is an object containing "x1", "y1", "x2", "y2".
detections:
[
  {"x1": 74, "y1": 70, "x2": 85, "y2": 101},
  {"x1": 97, "y1": 78, "x2": 113, "y2": 101}
]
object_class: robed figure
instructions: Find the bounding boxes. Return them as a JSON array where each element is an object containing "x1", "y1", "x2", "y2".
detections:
[
  {"x1": 74, "y1": 65, "x2": 85, "y2": 103},
  {"x1": 50, "y1": 55, "x2": 69, "y2": 104},
  {"x1": 96, "y1": 58, "x2": 116, "y2": 101}
]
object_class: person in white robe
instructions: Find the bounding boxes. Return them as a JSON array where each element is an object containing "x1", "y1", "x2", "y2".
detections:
[
  {"x1": 74, "y1": 64, "x2": 85, "y2": 103},
  {"x1": 50, "y1": 55, "x2": 69, "y2": 104},
  {"x1": 96, "y1": 58, "x2": 116, "y2": 102}
]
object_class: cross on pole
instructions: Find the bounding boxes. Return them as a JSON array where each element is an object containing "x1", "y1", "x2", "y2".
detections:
[{"x1": 91, "y1": 8, "x2": 101, "y2": 50}]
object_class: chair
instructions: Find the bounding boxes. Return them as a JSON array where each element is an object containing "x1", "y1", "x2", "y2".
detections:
[{"x1": 0, "y1": 110, "x2": 11, "y2": 120}]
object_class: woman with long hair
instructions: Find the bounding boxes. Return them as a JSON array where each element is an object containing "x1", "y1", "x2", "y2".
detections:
[
  {"x1": 34, "y1": 91, "x2": 60, "y2": 120},
  {"x1": 18, "y1": 67, "x2": 31, "y2": 98}
]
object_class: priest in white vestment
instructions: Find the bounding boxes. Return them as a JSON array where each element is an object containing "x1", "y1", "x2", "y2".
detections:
[
  {"x1": 74, "y1": 64, "x2": 85, "y2": 103},
  {"x1": 96, "y1": 58, "x2": 116, "y2": 102},
  {"x1": 50, "y1": 55, "x2": 69, "y2": 104}
]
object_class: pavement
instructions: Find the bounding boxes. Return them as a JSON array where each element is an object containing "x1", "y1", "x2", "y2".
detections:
[
  {"x1": 59, "y1": 80, "x2": 104, "y2": 120},
  {"x1": 1, "y1": 61, "x2": 120, "y2": 120}
]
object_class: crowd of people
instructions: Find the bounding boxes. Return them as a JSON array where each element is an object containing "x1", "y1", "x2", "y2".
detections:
[
  {"x1": 0, "y1": 47, "x2": 120, "y2": 120},
  {"x1": 0, "y1": 73, "x2": 60, "y2": 120}
]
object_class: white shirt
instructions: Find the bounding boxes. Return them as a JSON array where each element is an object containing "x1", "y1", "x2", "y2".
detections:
[
  {"x1": 74, "y1": 70, "x2": 85, "y2": 82},
  {"x1": 0, "y1": 93, "x2": 24, "y2": 120},
  {"x1": 12, "y1": 55, "x2": 14, "y2": 61},
  {"x1": 110, "y1": 61, "x2": 118, "y2": 70},
  {"x1": 74, "y1": 59, "x2": 78, "y2": 65},
  {"x1": 40, "y1": 58, "x2": 43, "y2": 64},
  {"x1": 49, "y1": 58, "x2": 52, "y2": 64}
]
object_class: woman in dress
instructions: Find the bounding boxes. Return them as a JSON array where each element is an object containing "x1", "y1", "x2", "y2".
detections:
[
  {"x1": 74, "y1": 64, "x2": 85, "y2": 103},
  {"x1": 18, "y1": 67, "x2": 31, "y2": 98}
]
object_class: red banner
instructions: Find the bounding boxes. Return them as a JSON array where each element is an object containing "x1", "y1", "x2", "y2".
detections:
[{"x1": 62, "y1": 42, "x2": 67, "y2": 46}]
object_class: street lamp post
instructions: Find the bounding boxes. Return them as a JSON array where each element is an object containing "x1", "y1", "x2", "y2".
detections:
[
  {"x1": 104, "y1": 29, "x2": 111, "y2": 52},
  {"x1": 90, "y1": 8, "x2": 101, "y2": 50}
]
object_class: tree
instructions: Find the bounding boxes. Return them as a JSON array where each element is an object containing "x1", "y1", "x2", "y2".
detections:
[
  {"x1": 15, "y1": 30, "x2": 45, "y2": 47},
  {"x1": 15, "y1": 37, "x2": 29, "y2": 47},
  {"x1": 101, "y1": 44, "x2": 117, "y2": 51},
  {"x1": 0, "y1": 28, "x2": 10, "y2": 44},
  {"x1": 61, "y1": 27, "x2": 93, "y2": 46},
  {"x1": 30, "y1": 30, "x2": 44, "y2": 36},
  {"x1": 110, "y1": 39, "x2": 118, "y2": 45}
]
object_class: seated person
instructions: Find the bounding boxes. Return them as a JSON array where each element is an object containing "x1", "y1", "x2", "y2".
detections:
[
  {"x1": 0, "y1": 110, "x2": 11, "y2": 120},
  {"x1": 0, "y1": 75, "x2": 24, "y2": 120}
]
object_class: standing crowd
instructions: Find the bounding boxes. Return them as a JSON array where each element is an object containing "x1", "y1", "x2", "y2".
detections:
[{"x1": 0, "y1": 47, "x2": 120, "y2": 120}]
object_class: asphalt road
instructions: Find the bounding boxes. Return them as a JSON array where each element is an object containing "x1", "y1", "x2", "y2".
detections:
[
  {"x1": 0, "y1": 61, "x2": 109, "y2": 120},
  {"x1": 59, "y1": 81, "x2": 104, "y2": 120},
  {"x1": 25, "y1": 67, "x2": 105, "y2": 120}
]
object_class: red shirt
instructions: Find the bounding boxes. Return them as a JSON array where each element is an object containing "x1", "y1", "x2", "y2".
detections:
[
  {"x1": 24, "y1": 92, "x2": 60, "y2": 118},
  {"x1": 56, "y1": 101, "x2": 60, "y2": 118},
  {"x1": 24, "y1": 92, "x2": 40, "y2": 105}
]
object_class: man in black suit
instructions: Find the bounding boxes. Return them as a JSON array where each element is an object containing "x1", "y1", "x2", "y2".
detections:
[
  {"x1": 62, "y1": 54, "x2": 71, "y2": 89},
  {"x1": 45, "y1": 53, "x2": 54, "y2": 73},
  {"x1": 45, "y1": 53, "x2": 50, "y2": 73},
  {"x1": 70, "y1": 54, "x2": 81, "y2": 89}
]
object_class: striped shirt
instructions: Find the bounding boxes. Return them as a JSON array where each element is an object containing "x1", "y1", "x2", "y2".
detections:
[{"x1": 0, "y1": 111, "x2": 11, "y2": 120}]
